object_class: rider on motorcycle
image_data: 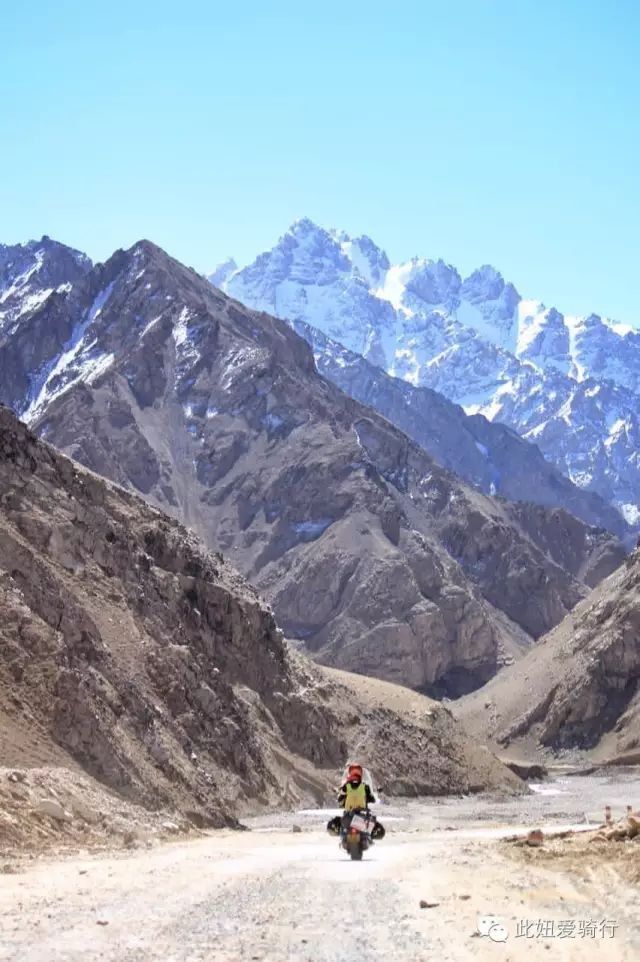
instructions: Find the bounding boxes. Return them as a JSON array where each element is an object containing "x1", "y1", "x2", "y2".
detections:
[{"x1": 338, "y1": 763, "x2": 375, "y2": 832}]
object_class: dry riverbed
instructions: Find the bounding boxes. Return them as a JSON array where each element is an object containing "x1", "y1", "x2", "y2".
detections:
[{"x1": 1, "y1": 772, "x2": 639, "y2": 961}]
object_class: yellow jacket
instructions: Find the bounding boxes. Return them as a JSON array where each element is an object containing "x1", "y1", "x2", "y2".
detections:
[{"x1": 338, "y1": 781, "x2": 373, "y2": 811}]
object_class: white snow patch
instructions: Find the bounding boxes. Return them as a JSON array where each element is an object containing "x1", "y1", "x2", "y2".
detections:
[
  {"x1": 525, "y1": 420, "x2": 548, "y2": 440},
  {"x1": 620, "y1": 503, "x2": 640, "y2": 525},
  {"x1": 564, "y1": 314, "x2": 586, "y2": 380},
  {"x1": 0, "y1": 250, "x2": 45, "y2": 305},
  {"x1": 393, "y1": 347, "x2": 420, "y2": 386},
  {"x1": 340, "y1": 239, "x2": 376, "y2": 287},
  {"x1": 265, "y1": 412, "x2": 284, "y2": 431},
  {"x1": 173, "y1": 307, "x2": 193, "y2": 348},
  {"x1": 556, "y1": 397, "x2": 574, "y2": 427},
  {"x1": 374, "y1": 261, "x2": 416, "y2": 315},
  {"x1": 87, "y1": 283, "x2": 115, "y2": 324},
  {"x1": 456, "y1": 299, "x2": 501, "y2": 349},
  {"x1": 220, "y1": 345, "x2": 263, "y2": 390},
  {"x1": 604, "y1": 317, "x2": 635, "y2": 337},
  {"x1": 141, "y1": 314, "x2": 163, "y2": 338},
  {"x1": 606, "y1": 418, "x2": 626, "y2": 445},
  {"x1": 515, "y1": 300, "x2": 548, "y2": 357},
  {"x1": 14, "y1": 288, "x2": 53, "y2": 317},
  {"x1": 23, "y1": 282, "x2": 115, "y2": 421},
  {"x1": 473, "y1": 378, "x2": 518, "y2": 420},
  {"x1": 568, "y1": 468, "x2": 593, "y2": 487},
  {"x1": 84, "y1": 352, "x2": 115, "y2": 385},
  {"x1": 474, "y1": 441, "x2": 489, "y2": 457},
  {"x1": 292, "y1": 519, "x2": 332, "y2": 539},
  {"x1": 26, "y1": 350, "x2": 115, "y2": 421}
]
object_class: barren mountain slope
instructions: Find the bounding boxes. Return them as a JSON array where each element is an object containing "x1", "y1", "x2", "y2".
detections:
[
  {"x1": 0, "y1": 406, "x2": 520, "y2": 838},
  {"x1": 455, "y1": 546, "x2": 640, "y2": 759},
  {"x1": 11, "y1": 241, "x2": 625, "y2": 695}
]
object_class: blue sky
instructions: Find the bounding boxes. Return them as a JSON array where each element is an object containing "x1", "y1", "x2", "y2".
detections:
[{"x1": 2, "y1": 0, "x2": 640, "y2": 322}]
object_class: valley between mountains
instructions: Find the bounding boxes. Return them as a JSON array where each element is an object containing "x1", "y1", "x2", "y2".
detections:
[
  {"x1": 6, "y1": 2, "x2": 640, "y2": 958},
  {"x1": 1, "y1": 233, "x2": 639, "y2": 960}
]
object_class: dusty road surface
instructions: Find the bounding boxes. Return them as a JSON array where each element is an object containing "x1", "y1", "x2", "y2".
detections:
[{"x1": 2, "y1": 773, "x2": 640, "y2": 962}]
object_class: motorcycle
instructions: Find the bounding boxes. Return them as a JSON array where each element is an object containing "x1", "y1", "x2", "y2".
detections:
[{"x1": 327, "y1": 807, "x2": 385, "y2": 860}]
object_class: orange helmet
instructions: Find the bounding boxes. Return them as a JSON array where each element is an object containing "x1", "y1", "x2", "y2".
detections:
[{"x1": 347, "y1": 763, "x2": 363, "y2": 780}]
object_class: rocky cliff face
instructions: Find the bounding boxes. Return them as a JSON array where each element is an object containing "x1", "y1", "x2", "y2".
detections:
[
  {"x1": 0, "y1": 406, "x2": 521, "y2": 822},
  {"x1": 222, "y1": 219, "x2": 640, "y2": 527},
  {"x1": 0, "y1": 237, "x2": 93, "y2": 413},
  {"x1": 0, "y1": 236, "x2": 91, "y2": 334},
  {"x1": 456, "y1": 547, "x2": 640, "y2": 758},
  {"x1": 0, "y1": 240, "x2": 624, "y2": 696}
]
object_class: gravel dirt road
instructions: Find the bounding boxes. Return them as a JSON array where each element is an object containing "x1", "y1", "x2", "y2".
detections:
[{"x1": 2, "y1": 773, "x2": 639, "y2": 962}]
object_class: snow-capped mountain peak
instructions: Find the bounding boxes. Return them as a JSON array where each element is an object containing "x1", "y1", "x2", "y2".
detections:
[
  {"x1": 398, "y1": 258, "x2": 462, "y2": 312},
  {"x1": 461, "y1": 264, "x2": 508, "y2": 302},
  {"x1": 208, "y1": 257, "x2": 238, "y2": 289},
  {"x1": 219, "y1": 218, "x2": 640, "y2": 522},
  {"x1": 337, "y1": 233, "x2": 390, "y2": 288}
]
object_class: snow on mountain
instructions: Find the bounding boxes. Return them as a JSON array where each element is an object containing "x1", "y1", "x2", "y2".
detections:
[
  {"x1": 0, "y1": 239, "x2": 193, "y2": 422},
  {"x1": 293, "y1": 318, "x2": 628, "y2": 538},
  {"x1": 220, "y1": 220, "x2": 640, "y2": 521},
  {"x1": 23, "y1": 281, "x2": 116, "y2": 422},
  {"x1": 2, "y1": 229, "x2": 635, "y2": 534}
]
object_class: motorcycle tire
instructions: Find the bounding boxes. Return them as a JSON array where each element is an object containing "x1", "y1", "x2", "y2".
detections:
[{"x1": 349, "y1": 841, "x2": 363, "y2": 861}]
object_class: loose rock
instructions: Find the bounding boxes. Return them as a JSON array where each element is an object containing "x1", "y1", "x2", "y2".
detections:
[
  {"x1": 35, "y1": 799, "x2": 72, "y2": 822},
  {"x1": 161, "y1": 820, "x2": 181, "y2": 834},
  {"x1": 526, "y1": 829, "x2": 544, "y2": 847}
]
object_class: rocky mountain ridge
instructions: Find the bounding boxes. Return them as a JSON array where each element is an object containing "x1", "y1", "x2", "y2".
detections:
[
  {"x1": 1, "y1": 235, "x2": 626, "y2": 544},
  {"x1": 220, "y1": 218, "x2": 640, "y2": 526},
  {"x1": 0, "y1": 238, "x2": 625, "y2": 696}
]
